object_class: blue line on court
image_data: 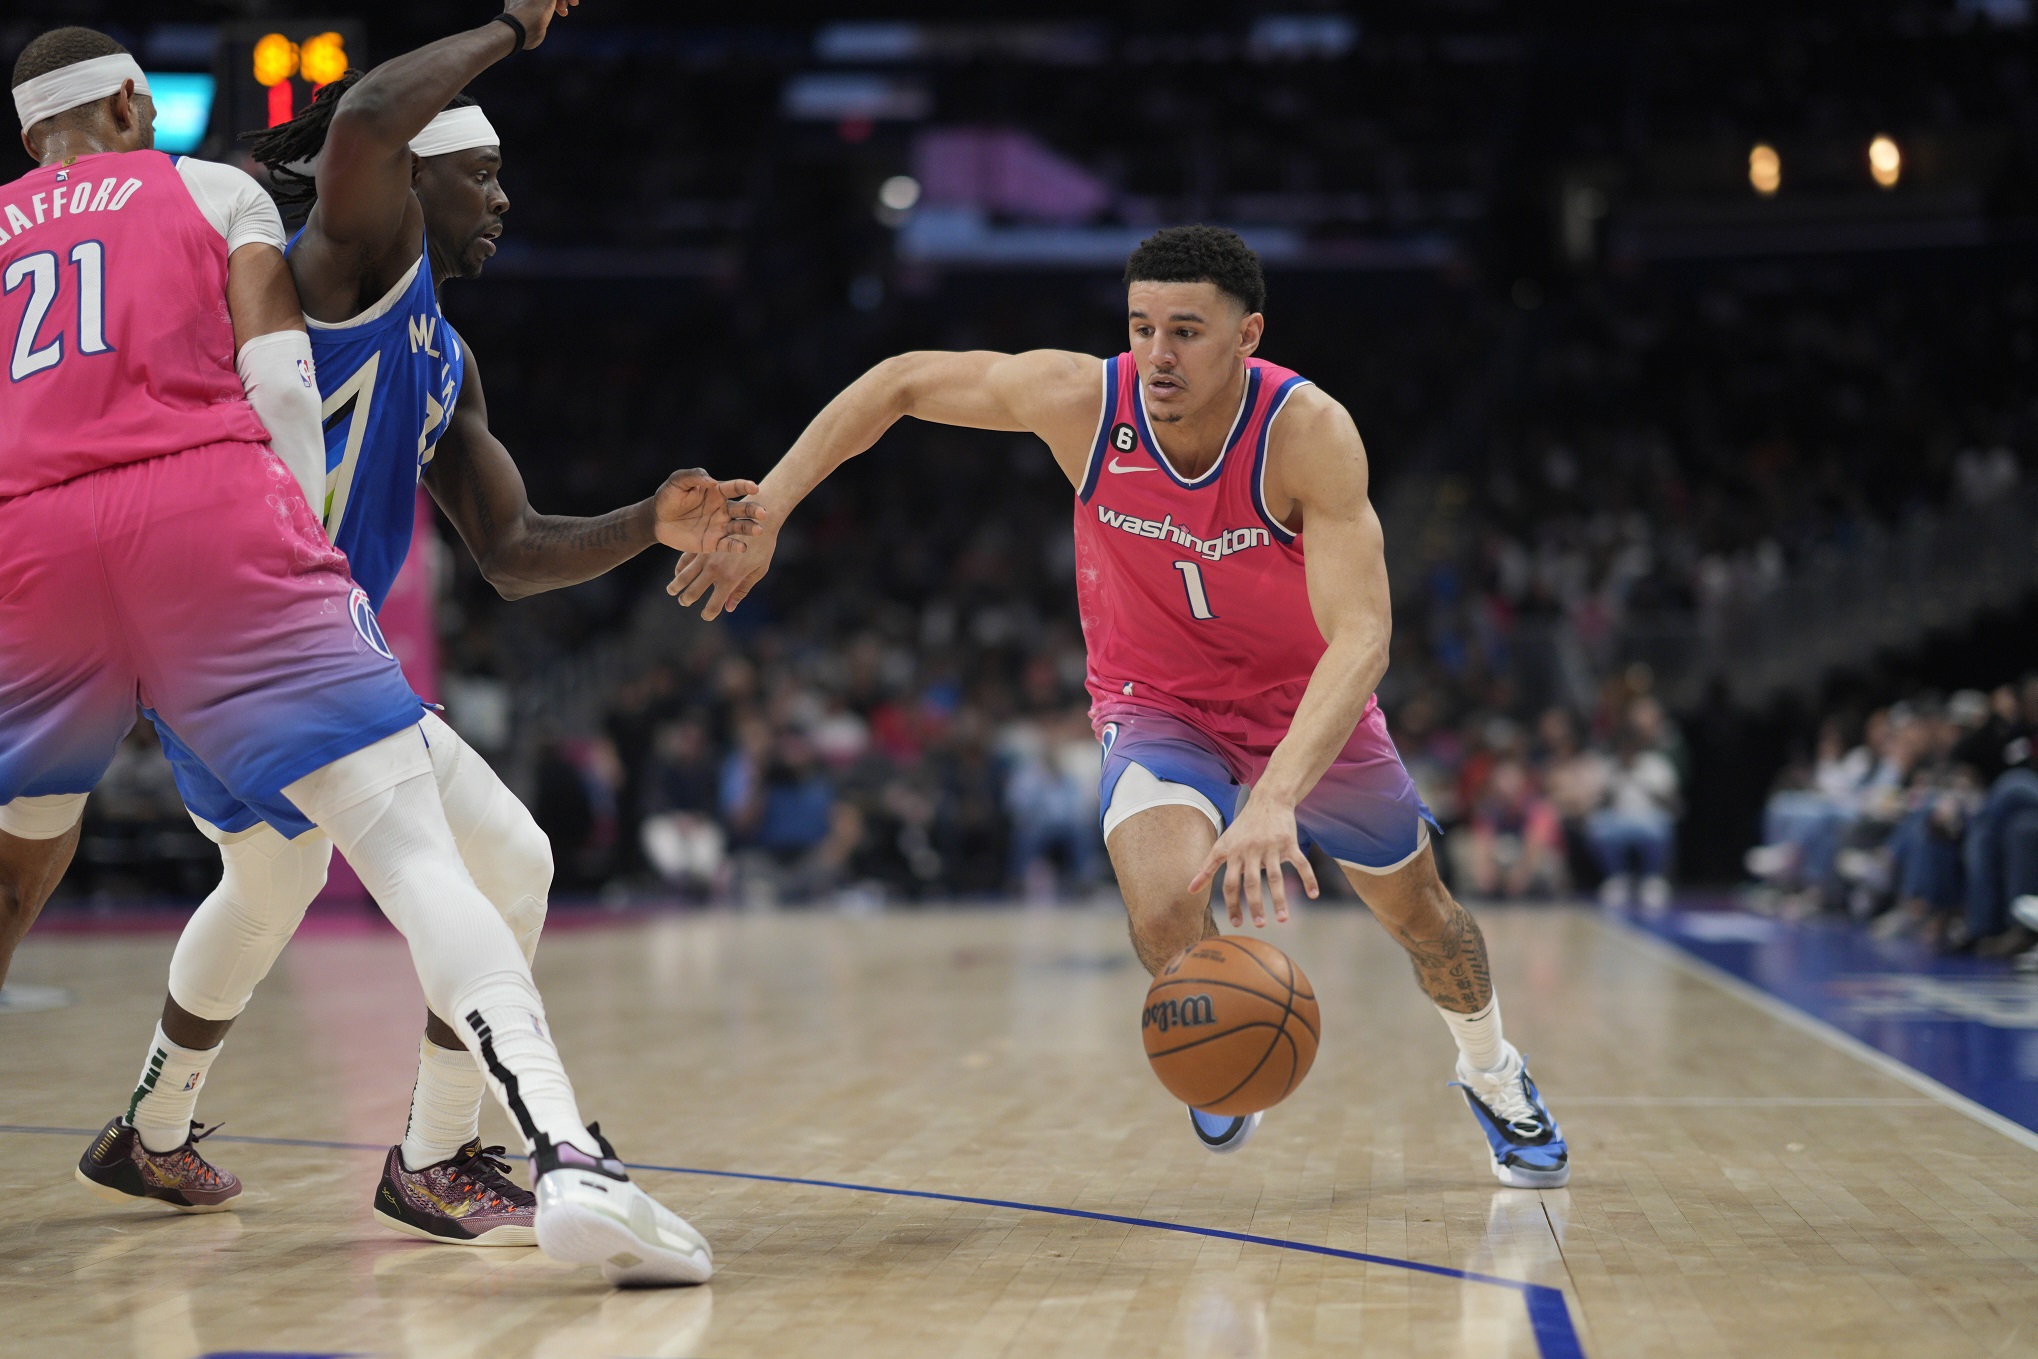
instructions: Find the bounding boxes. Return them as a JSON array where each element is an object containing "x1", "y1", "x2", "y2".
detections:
[
  {"x1": 1634, "y1": 908, "x2": 2038, "y2": 1136},
  {"x1": 1, "y1": 1122, "x2": 1584, "y2": 1359}
]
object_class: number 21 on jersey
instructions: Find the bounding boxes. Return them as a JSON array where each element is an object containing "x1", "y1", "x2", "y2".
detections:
[
  {"x1": 1173, "y1": 560, "x2": 1217, "y2": 620},
  {"x1": 5, "y1": 242, "x2": 111, "y2": 381}
]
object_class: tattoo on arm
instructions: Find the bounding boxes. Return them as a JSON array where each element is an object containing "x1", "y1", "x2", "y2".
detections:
[
  {"x1": 522, "y1": 510, "x2": 641, "y2": 555},
  {"x1": 1388, "y1": 898, "x2": 1494, "y2": 1014}
]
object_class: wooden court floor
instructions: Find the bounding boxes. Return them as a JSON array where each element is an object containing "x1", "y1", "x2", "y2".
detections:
[{"x1": 3, "y1": 904, "x2": 2036, "y2": 1359}]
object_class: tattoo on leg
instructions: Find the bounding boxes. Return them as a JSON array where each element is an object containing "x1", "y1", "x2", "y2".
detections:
[{"x1": 1389, "y1": 897, "x2": 1494, "y2": 1013}]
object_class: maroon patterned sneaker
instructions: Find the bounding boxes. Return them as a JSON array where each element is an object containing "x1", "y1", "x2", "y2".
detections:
[
  {"x1": 372, "y1": 1140, "x2": 536, "y2": 1247},
  {"x1": 74, "y1": 1116, "x2": 241, "y2": 1213}
]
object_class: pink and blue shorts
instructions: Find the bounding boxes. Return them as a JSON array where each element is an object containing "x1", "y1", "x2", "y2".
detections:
[
  {"x1": 0, "y1": 440, "x2": 423, "y2": 835},
  {"x1": 1094, "y1": 699, "x2": 1439, "y2": 873}
]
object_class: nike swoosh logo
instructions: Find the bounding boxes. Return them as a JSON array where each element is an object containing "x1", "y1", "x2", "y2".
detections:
[{"x1": 1107, "y1": 457, "x2": 1153, "y2": 473}]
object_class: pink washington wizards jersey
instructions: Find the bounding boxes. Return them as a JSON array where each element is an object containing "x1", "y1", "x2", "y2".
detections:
[
  {"x1": 0, "y1": 150, "x2": 267, "y2": 498},
  {"x1": 1074, "y1": 352, "x2": 1369, "y2": 750}
]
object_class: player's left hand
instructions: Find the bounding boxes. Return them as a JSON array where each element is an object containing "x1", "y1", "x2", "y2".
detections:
[
  {"x1": 1188, "y1": 792, "x2": 1320, "y2": 929},
  {"x1": 652, "y1": 470, "x2": 770, "y2": 555}
]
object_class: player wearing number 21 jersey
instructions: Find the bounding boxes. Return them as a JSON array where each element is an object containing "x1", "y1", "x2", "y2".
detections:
[
  {"x1": 672, "y1": 225, "x2": 1570, "y2": 1191},
  {"x1": 0, "y1": 35, "x2": 418, "y2": 993}
]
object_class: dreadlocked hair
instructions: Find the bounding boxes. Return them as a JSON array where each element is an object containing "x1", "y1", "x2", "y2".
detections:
[{"x1": 242, "y1": 73, "x2": 476, "y2": 224}]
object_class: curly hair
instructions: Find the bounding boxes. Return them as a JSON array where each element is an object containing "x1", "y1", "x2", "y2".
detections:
[
  {"x1": 11, "y1": 26, "x2": 127, "y2": 90},
  {"x1": 1123, "y1": 225, "x2": 1267, "y2": 315}
]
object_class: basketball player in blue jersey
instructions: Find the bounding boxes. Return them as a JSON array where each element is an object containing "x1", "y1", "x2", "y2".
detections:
[{"x1": 79, "y1": 2, "x2": 763, "y2": 1264}]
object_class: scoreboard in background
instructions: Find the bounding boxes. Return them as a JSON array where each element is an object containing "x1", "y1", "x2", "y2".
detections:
[{"x1": 219, "y1": 20, "x2": 365, "y2": 143}]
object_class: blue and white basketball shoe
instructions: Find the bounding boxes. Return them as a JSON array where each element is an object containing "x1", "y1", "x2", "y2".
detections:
[
  {"x1": 1189, "y1": 1107, "x2": 1262, "y2": 1154},
  {"x1": 1451, "y1": 1051, "x2": 1569, "y2": 1188}
]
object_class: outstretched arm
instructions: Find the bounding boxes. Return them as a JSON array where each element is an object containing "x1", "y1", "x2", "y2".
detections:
[
  {"x1": 296, "y1": 1, "x2": 575, "y2": 305},
  {"x1": 425, "y1": 349, "x2": 765, "y2": 601},
  {"x1": 669, "y1": 348, "x2": 1098, "y2": 619},
  {"x1": 1188, "y1": 393, "x2": 1391, "y2": 926}
]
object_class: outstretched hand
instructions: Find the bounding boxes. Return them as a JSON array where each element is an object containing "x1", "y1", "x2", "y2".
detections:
[
  {"x1": 667, "y1": 511, "x2": 777, "y2": 621},
  {"x1": 652, "y1": 470, "x2": 770, "y2": 556},
  {"x1": 506, "y1": 0, "x2": 579, "y2": 50},
  {"x1": 1187, "y1": 791, "x2": 1320, "y2": 928}
]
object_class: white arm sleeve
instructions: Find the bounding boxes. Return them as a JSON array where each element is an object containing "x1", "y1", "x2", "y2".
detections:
[
  {"x1": 237, "y1": 329, "x2": 327, "y2": 517},
  {"x1": 174, "y1": 157, "x2": 289, "y2": 253}
]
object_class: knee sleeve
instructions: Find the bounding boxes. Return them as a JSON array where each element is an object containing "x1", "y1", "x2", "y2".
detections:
[
  {"x1": 423, "y1": 712, "x2": 552, "y2": 965},
  {"x1": 287, "y1": 748, "x2": 531, "y2": 1021},
  {"x1": 0, "y1": 792, "x2": 88, "y2": 840},
  {"x1": 167, "y1": 823, "x2": 332, "y2": 1021}
]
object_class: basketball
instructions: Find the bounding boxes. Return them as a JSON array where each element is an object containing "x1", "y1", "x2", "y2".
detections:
[{"x1": 1141, "y1": 936, "x2": 1320, "y2": 1117}]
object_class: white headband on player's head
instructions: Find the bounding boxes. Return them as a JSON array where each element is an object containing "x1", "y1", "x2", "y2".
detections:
[
  {"x1": 409, "y1": 105, "x2": 500, "y2": 158},
  {"x1": 12, "y1": 53, "x2": 150, "y2": 132}
]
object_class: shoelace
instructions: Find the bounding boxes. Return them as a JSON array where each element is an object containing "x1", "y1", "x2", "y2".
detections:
[
  {"x1": 152, "y1": 1122, "x2": 229, "y2": 1186},
  {"x1": 448, "y1": 1144, "x2": 530, "y2": 1209},
  {"x1": 1471, "y1": 1068, "x2": 1546, "y2": 1136}
]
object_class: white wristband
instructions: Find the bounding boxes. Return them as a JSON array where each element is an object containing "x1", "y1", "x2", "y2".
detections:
[{"x1": 236, "y1": 329, "x2": 326, "y2": 521}]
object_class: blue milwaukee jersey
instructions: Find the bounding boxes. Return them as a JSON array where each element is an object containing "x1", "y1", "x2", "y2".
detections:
[{"x1": 294, "y1": 236, "x2": 465, "y2": 608}]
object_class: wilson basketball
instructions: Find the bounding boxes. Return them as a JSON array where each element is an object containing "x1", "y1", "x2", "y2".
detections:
[{"x1": 1141, "y1": 936, "x2": 1320, "y2": 1117}]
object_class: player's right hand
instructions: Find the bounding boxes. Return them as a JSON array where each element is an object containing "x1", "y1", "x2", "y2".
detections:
[
  {"x1": 668, "y1": 513, "x2": 777, "y2": 621},
  {"x1": 505, "y1": 0, "x2": 579, "y2": 51}
]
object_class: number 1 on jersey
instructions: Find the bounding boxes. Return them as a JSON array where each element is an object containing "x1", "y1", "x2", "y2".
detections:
[{"x1": 1173, "y1": 560, "x2": 1217, "y2": 620}]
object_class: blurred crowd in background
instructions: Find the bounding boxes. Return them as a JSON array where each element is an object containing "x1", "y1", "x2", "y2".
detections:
[
  {"x1": 21, "y1": 1, "x2": 2038, "y2": 905},
  {"x1": 1747, "y1": 676, "x2": 2038, "y2": 971}
]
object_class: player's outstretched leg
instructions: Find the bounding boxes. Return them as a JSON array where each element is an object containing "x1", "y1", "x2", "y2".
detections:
[
  {"x1": 283, "y1": 729, "x2": 711, "y2": 1285},
  {"x1": 1343, "y1": 844, "x2": 1568, "y2": 1188},
  {"x1": 1108, "y1": 801, "x2": 1261, "y2": 1153}
]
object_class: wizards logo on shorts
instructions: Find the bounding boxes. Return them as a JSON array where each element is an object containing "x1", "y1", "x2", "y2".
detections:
[{"x1": 348, "y1": 587, "x2": 395, "y2": 660}]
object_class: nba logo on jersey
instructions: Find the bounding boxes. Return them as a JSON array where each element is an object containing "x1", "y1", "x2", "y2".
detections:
[
  {"x1": 348, "y1": 587, "x2": 395, "y2": 660},
  {"x1": 296, "y1": 357, "x2": 315, "y2": 388}
]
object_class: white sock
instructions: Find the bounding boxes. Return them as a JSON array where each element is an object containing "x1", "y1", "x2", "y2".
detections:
[
  {"x1": 127, "y1": 1022, "x2": 223, "y2": 1153},
  {"x1": 401, "y1": 1038, "x2": 487, "y2": 1171},
  {"x1": 450, "y1": 971, "x2": 596, "y2": 1160},
  {"x1": 1436, "y1": 996, "x2": 1514, "y2": 1075}
]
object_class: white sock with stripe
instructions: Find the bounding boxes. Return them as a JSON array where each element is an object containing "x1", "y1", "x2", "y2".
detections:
[
  {"x1": 1436, "y1": 995, "x2": 1514, "y2": 1075},
  {"x1": 127, "y1": 1022, "x2": 222, "y2": 1153}
]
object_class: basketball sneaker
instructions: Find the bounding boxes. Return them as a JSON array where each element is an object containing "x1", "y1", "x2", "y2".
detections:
[
  {"x1": 531, "y1": 1123, "x2": 713, "y2": 1286},
  {"x1": 1189, "y1": 1107, "x2": 1262, "y2": 1154},
  {"x1": 1452, "y1": 1052, "x2": 1569, "y2": 1189},
  {"x1": 373, "y1": 1140, "x2": 536, "y2": 1247},
  {"x1": 74, "y1": 1116, "x2": 241, "y2": 1212}
]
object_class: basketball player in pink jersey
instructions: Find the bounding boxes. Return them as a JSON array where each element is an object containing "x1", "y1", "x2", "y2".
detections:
[
  {"x1": 672, "y1": 226, "x2": 1568, "y2": 1187},
  {"x1": 0, "y1": 20, "x2": 720, "y2": 1282}
]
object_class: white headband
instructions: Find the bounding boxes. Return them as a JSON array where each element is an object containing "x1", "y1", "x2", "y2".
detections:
[
  {"x1": 409, "y1": 105, "x2": 499, "y2": 158},
  {"x1": 13, "y1": 53, "x2": 150, "y2": 132}
]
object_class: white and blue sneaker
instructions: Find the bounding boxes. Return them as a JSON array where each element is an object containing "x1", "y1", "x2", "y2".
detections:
[
  {"x1": 1451, "y1": 1050, "x2": 1569, "y2": 1189},
  {"x1": 1189, "y1": 1107, "x2": 1262, "y2": 1154}
]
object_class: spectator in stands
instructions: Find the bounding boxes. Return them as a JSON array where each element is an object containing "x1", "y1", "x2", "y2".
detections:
[
  {"x1": 1586, "y1": 722, "x2": 1682, "y2": 912},
  {"x1": 1748, "y1": 717, "x2": 1873, "y2": 910},
  {"x1": 1003, "y1": 707, "x2": 1103, "y2": 900},
  {"x1": 639, "y1": 716, "x2": 727, "y2": 894},
  {"x1": 1536, "y1": 706, "x2": 1608, "y2": 892},
  {"x1": 1457, "y1": 757, "x2": 1565, "y2": 898}
]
